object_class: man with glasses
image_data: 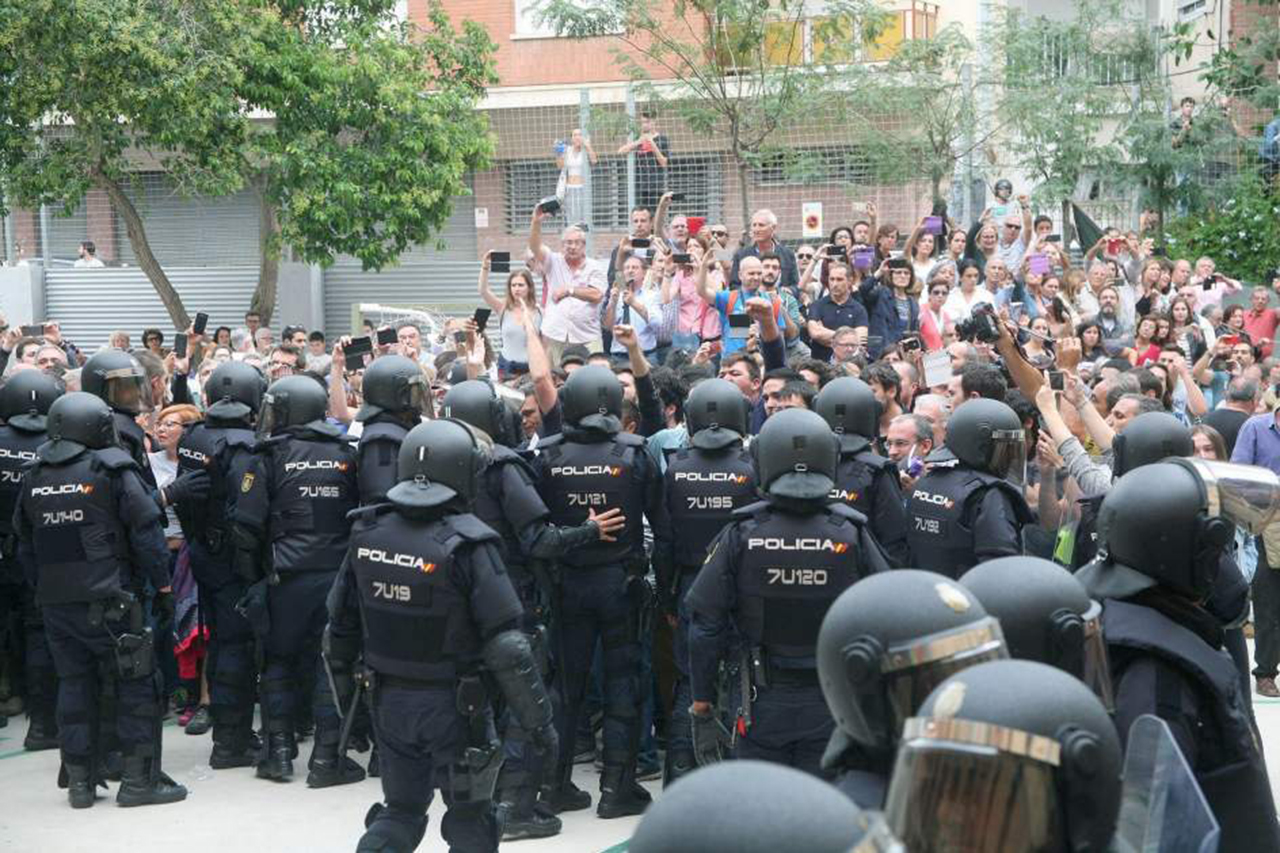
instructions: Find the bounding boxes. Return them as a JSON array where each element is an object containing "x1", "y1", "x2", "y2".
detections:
[
  {"x1": 707, "y1": 224, "x2": 730, "y2": 248},
  {"x1": 529, "y1": 209, "x2": 605, "y2": 366},
  {"x1": 995, "y1": 193, "x2": 1033, "y2": 272},
  {"x1": 267, "y1": 344, "x2": 304, "y2": 380},
  {"x1": 729, "y1": 209, "x2": 799, "y2": 292}
]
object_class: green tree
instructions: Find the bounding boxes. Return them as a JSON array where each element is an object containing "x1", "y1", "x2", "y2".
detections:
[
  {"x1": 536, "y1": 0, "x2": 889, "y2": 226},
  {"x1": 0, "y1": 0, "x2": 495, "y2": 327}
]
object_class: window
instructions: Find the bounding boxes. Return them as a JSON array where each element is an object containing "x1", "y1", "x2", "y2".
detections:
[{"x1": 1177, "y1": 0, "x2": 1207, "y2": 23}]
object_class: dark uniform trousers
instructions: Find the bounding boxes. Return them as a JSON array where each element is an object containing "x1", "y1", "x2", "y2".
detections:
[
  {"x1": 200, "y1": 578, "x2": 257, "y2": 745},
  {"x1": 22, "y1": 585, "x2": 59, "y2": 733},
  {"x1": 495, "y1": 571, "x2": 552, "y2": 811},
  {"x1": 733, "y1": 680, "x2": 832, "y2": 776},
  {"x1": 262, "y1": 572, "x2": 341, "y2": 745},
  {"x1": 668, "y1": 574, "x2": 698, "y2": 760}
]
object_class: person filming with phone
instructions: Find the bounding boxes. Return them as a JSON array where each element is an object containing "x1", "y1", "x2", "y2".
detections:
[{"x1": 529, "y1": 204, "x2": 605, "y2": 366}]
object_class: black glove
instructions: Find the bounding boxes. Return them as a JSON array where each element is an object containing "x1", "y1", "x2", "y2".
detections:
[
  {"x1": 691, "y1": 707, "x2": 732, "y2": 766},
  {"x1": 152, "y1": 590, "x2": 175, "y2": 631},
  {"x1": 164, "y1": 470, "x2": 211, "y2": 507}
]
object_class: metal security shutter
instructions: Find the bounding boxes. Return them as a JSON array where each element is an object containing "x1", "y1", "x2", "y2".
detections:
[
  {"x1": 322, "y1": 262, "x2": 481, "y2": 336},
  {"x1": 45, "y1": 267, "x2": 270, "y2": 351}
]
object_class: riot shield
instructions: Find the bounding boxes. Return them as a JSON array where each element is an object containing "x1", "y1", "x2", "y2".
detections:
[{"x1": 1113, "y1": 714, "x2": 1219, "y2": 853}]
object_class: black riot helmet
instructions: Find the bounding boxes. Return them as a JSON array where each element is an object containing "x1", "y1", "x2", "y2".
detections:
[
  {"x1": 1088, "y1": 458, "x2": 1280, "y2": 601},
  {"x1": 813, "y1": 377, "x2": 879, "y2": 455},
  {"x1": 203, "y1": 361, "x2": 266, "y2": 423},
  {"x1": 960, "y1": 556, "x2": 1113, "y2": 711},
  {"x1": 751, "y1": 408, "x2": 839, "y2": 501},
  {"x1": 0, "y1": 370, "x2": 65, "y2": 432},
  {"x1": 629, "y1": 760, "x2": 882, "y2": 853},
  {"x1": 389, "y1": 418, "x2": 491, "y2": 510},
  {"x1": 442, "y1": 380, "x2": 511, "y2": 445},
  {"x1": 885, "y1": 660, "x2": 1122, "y2": 853},
  {"x1": 1110, "y1": 411, "x2": 1192, "y2": 478},
  {"x1": 560, "y1": 365, "x2": 623, "y2": 434},
  {"x1": 81, "y1": 349, "x2": 149, "y2": 415},
  {"x1": 685, "y1": 378, "x2": 750, "y2": 451},
  {"x1": 817, "y1": 570, "x2": 1008, "y2": 755},
  {"x1": 257, "y1": 375, "x2": 330, "y2": 437},
  {"x1": 43, "y1": 391, "x2": 118, "y2": 462},
  {"x1": 944, "y1": 398, "x2": 1026, "y2": 482},
  {"x1": 356, "y1": 355, "x2": 430, "y2": 423}
]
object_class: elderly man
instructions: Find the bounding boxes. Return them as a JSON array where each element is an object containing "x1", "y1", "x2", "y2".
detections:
[
  {"x1": 1077, "y1": 259, "x2": 1135, "y2": 329},
  {"x1": 1190, "y1": 255, "x2": 1242, "y2": 308},
  {"x1": 1246, "y1": 287, "x2": 1280, "y2": 359},
  {"x1": 912, "y1": 393, "x2": 950, "y2": 448},
  {"x1": 529, "y1": 208, "x2": 606, "y2": 366},
  {"x1": 254, "y1": 326, "x2": 274, "y2": 355},
  {"x1": 993, "y1": 194, "x2": 1033, "y2": 271},
  {"x1": 729, "y1": 209, "x2": 799, "y2": 291}
]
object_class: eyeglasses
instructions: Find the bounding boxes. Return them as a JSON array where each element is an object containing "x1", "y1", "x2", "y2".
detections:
[
  {"x1": 797, "y1": 253, "x2": 815, "y2": 261},
  {"x1": 157, "y1": 419, "x2": 184, "y2": 431},
  {"x1": 1005, "y1": 224, "x2": 1021, "y2": 231},
  {"x1": 270, "y1": 361, "x2": 296, "y2": 373},
  {"x1": 711, "y1": 230, "x2": 728, "y2": 237},
  {"x1": 930, "y1": 289, "x2": 949, "y2": 296}
]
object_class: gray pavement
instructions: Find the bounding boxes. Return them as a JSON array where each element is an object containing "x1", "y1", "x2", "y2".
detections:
[{"x1": 3, "y1": 674, "x2": 1280, "y2": 851}]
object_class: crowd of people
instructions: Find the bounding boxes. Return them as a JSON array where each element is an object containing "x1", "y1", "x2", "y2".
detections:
[{"x1": 2, "y1": 182, "x2": 1280, "y2": 851}]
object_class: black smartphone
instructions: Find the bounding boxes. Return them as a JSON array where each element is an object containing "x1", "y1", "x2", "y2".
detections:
[
  {"x1": 630, "y1": 238, "x2": 651, "y2": 249},
  {"x1": 1202, "y1": 280, "x2": 1214, "y2": 290},
  {"x1": 453, "y1": 330, "x2": 467, "y2": 346},
  {"x1": 490, "y1": 251, "x2": 510, "y2": 274},
  {"x1": 1045, "y1": 234, "x2": 1062, "y2": 244},
  {"x1": 1049, "y1": 370, "x2": 1065, "y2": 392},
  {"x1": 20, "y1": 324, "x2": 43, "y2": 337},
  {"x1": 344, "y1": 336, "x2": 373, "y2": 359},
  {"x1": 193, "y1": 312, "x2": 209, "y2": 336},
  {"x1": 672, "y1": 253, "x2": 692, "y2": 265},
  {"x1": 825, "y1": 245, "x2": 846, "y2": 258},
  {"x1": 728, "y1": 313, "x2": 751, "y2": 339},
  {"x1": 670, "y1": 191, "x2": 687, "y2": 202},
  {"x1": 474, "y1": 307, "x2": 492, "y2": 333},
  {"x1": 173, "y1": 333, "x2": 187, "y2": 359},
  {"x1": 537, "y1": 196, "x2": 561, "y2": 216},
  {"x1": 901, "y1": 335, "x2": 921, "y2": 353},
  {"x1": 376, "y1": 327, "x2": 398, "y2": 346}
]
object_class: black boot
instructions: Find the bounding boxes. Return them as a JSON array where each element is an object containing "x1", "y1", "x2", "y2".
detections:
[
  {"x1": 357, "y1": 804, "x2": 428, "y2": 853},
  {"x1": 597, "y1": 763, "x2": 651, "y2": 819},
  {"x1": 499, "y1": 793, "x2": 563, "y2": 841},
  {"x1": 209, "y1": 738, "x2": 257, "y2": 770},
  {"x1": 663, "y1": 747, "x2": 696, "y2": 787},
  {"x1": 23, "y1": 715, "x2": 59, "y2": 751},
  {"x1": 256, "y1": 731, "x2": 295, "y2": 781},
  {"x1": 116, "y1": 756, "x2": 188, "y2": 807},
  {"x1": 540, "y1": 780, "x2": 592, "y2": 813},
  {"x1": 306, "y1": 740, "x2": 366, "y2": 788},
  {"x1": 64, "y1": 762, "x2": 96, "y2": 810}
]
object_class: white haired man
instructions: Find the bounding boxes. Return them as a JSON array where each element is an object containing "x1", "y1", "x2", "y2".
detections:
[
  {"x1": 529, "y1": 207, "x2": 606, "y2": 365},
  {"x1": 729, "y1": 209, "x2": 799, "y2": 292}
]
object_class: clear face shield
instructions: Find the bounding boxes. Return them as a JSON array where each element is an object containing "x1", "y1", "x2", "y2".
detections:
[
  {"x1": 256, "y1": 393, "x2": 280, "y2": 438},
  {"x1": 1079, "y1": 600, "x2": 1116, "y2": 714},
  {"x1": 405, "y1": 374, "x2": 431, "y2": 417},
  {"x1": 102, "y1": 366, "x2": 149, "y2": 414},
  {"x1": 989, "y1": 428, "x2": 1027, "y2": 486},
  {"x1": 885, "y1": 716, "x2": 1068, "y2": 853},
  {"x1": 1175, "y1": 457, "x2": 1280, "y2": 535},
  {"x1": 880, "y1": 617, "x2": 1009, "y2": 739}
]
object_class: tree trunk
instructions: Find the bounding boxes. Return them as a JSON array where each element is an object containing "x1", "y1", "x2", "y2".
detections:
[
  {"x1": 1061, "y1": 198, "x2": 1075, "y2": 248},
  {"x1": 91, "y1": 168, "x2": 189, "y2": 329},
  {"x1": 251, "y1": 177, "x2": 281, "y2": 326},
  {"x1": 735, "y1": 157, "x2": 752, "y2": 237}
]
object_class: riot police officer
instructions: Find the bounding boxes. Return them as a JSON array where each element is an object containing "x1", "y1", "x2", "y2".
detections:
[
  {"x1": 883, "y1": 659, "x2": 1121, "y2": 852},
  {"x1": 905, "y1": 397, "x2": 1032, "y2": 578},
  {"x1": 443, "y1": 379, "x2": 623, "y2": 840},
  {"x1": 686, "y1": 408, "x2": 889, "y2": 777},
  {"x1": 813, "y1": 377, "x2": 909, "y2": 566},
  {"x1": 171, "y1": 361, "x2": 264, "y2": 769},
  {"x1": 658, "y1": 378, "x2": 757, "y2": 785},
  {"x1": 354, "y1": 355, "x2": 430, "y2": 505},
  {"x1": 0, "y1": 370, "x2": 64, "y2": 750},
  {"x1": 959, "y1": 556, "x2": 1113, "y2": 707},
  {"x1": 233, "y1": 374, "x2": 363, "y2": 788},
  {"x1": 325, "y1": 419, "x2": 558, "y2": 853},
  {"x1": 1077, "y1": 458, "x2": 1280, "y2": 851},
  {"x1": 14, "y1": 392, "x2": 186, "y2": 808},
  {"x1": 629, "y1": 760, "x2": 895, "y2": 853},
  {"x1": 528, "y1": 365, "x2": 670, "y2": 818},
  {"x1": 81, "y1": 349, "x2": 156, "y2": 486},
  {"x1": 816, "y1": 569, "x2": 1008, "y2": 807}
]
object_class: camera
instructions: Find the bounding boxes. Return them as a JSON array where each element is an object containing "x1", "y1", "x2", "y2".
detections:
[{"x1": 955, "y1": 303, "x2": 1002, "y2": 344}]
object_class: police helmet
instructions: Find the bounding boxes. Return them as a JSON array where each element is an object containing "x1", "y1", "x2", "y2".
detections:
[
  {"x1": 258, "y1": 375, "x2": 330, "y2": 437},
  {"x1": 0, "y1": 370, "x2": 65, "y2": 432},
  {"x1": 1110, "y1": 411, "x2": 1192, "y2": 477},
  {"x1": 81, "y1": 349, "x2": 149, "y2": 415},
  {"x1": 944, "y1": 398, "x2": 1025, "y2": 481},
  {"x1": 813, "y1": 377, "x2": 878, "y2": 454},
  {"x1": 960, "y1": 556, "x2": 1113, "y2": 710},
  {"x1": 685, "y1": 378, "x2": 750, "y2": 451},
  {"x1": 356, "y1": 355, "x2": 430, "y2": 423},
  {"x1": 885, "y1": 660, "x2": 1122, "y2": 853},
  {"x1": 816, "y1": 569, "x2": 1008, "y2": 753},
  {"x1": 442, "y1": 380, "x2": 514, "y2": 446},
  {"x1": 560, "y1": 365, "x2": 623, "y2": 433},
  {"x1": 44, "y1": 391, "x2": 118, "y2": 459},
  {"x1": 203, "y1": 361, "x2": 266, "y2": 423},
  {"x1": 752, "y1": 408, "x2": 839, "y2": 501},
  {"x1": 389, "y1": 418, "x2": 491, "y2": 510},
  {"x1": 629, "y1": 761, "x2": 877, "y2": 853}
]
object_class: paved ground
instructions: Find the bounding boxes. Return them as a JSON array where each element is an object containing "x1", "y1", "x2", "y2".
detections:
[{"x1": 3, "y1": 674, "x2": 1280, "y2": 852}]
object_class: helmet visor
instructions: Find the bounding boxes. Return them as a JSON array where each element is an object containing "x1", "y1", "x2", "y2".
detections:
[
  {"x1": 406, "y1": 375, "x2": 431, "y2": 416},
  {"x1": 102, "y1": 367, "x2": 148, "y2": 414},
  {"x1": 885, "y1": 718, "x2": 1065, "y2": 853},
  {"x1": 1177, "y1": 457, "x2": 1280, "y2": 535},
  {"x1": 989, "y1": 428, "x2": 1026, "y2": 486},
  {"x1": 1080, "y1": 601, "x2": 1116, "y2": 714},
  {"x1": 256, "y1": 395, "x2": 280, "y2": 438},
  {"x1": 882, "y1": 618, "x2": 1009, "y2": 737}
]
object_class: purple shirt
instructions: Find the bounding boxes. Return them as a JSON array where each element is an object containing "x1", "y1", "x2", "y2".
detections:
[{"x1": 1230, "y1": 412, "x2": 1280, "y2": 473}]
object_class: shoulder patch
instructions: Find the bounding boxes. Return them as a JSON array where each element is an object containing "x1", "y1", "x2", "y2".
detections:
[{"x1": 240, "y1": 472, "x2": 256, "y2": 493}]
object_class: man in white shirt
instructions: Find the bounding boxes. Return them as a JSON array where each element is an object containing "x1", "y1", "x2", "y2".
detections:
[
  {"x1": 529, "y1": 208, "x2": 606, "y2": 365},
  {"x1": 73, "y1": 240, "x2": 105, "y2": 268}
]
